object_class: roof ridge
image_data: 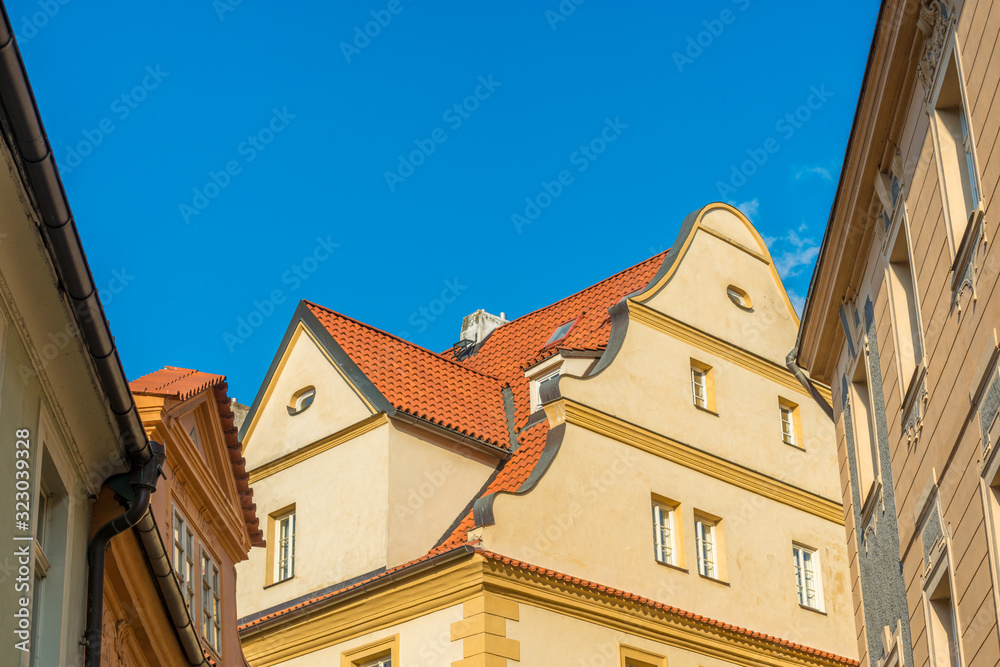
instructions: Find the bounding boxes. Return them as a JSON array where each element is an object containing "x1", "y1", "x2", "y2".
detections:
[
  {"x1": 303, "y1": 300, "x2": 504, "y2": 382},
  {"x1": 449, "y1": 251, "x2": 668, "y2": 349}
]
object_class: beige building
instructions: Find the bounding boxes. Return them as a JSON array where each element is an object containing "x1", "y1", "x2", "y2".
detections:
[
  {"x1": 236, "y1": 203, "x2": 859, "y2": 666},
  {"x1": 795, "y1": 0, "x2": 1000, "y2": 665}
]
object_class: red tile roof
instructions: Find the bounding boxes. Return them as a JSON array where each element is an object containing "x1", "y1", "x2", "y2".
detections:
[
  {"x1": 239, "y1": 547, "x2": 858, "y2": 666},
  {"x1": 131, "y1": 368, "x2": 265, "y2": 548},
  {"x1": 442, "y1": 251, "x2": 667, "y2": 430},
  {"x1": 242, "y1": 252, "x2": 860, "y2": 665},
  {"x1": 130, "y1": 366, "x2": 226, "y2": 401},
  {"x1": 305, "y1": 304, "x2": 512, "y2": 448}
]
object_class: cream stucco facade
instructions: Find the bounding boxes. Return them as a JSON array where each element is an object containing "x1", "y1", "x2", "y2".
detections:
[{"x1": 236, "y1": 203, "x2": 858, "y2": 666}]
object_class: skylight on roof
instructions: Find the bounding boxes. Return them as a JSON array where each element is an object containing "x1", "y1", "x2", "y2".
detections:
[{"x1": 546, "y1": 319, "x2": 576, "y2": 346}]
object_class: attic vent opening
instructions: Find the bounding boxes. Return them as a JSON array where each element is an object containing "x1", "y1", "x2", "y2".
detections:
[
  {"x1": 546, "y1": 319, "x2": 576, "y2": 346},
  {"x1": 288, "y1": 386, "x2": 316, "y2": 416},
  {"x1": 726, "y1": 285, "x2": 752, "y2": 309}
]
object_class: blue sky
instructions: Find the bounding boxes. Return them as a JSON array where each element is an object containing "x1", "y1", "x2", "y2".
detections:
[{"x1": 10, "y1": 0, "x2": 879, "y2": 403}]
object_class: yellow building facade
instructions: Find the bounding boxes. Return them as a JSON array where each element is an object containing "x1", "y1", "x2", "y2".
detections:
[{"x1": 236, "y1": 204, "x2": 859, "y2": 666}]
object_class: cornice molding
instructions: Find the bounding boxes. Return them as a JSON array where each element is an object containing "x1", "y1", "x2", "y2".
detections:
[
  {"x1": 627, "y1": 301, "x2": 832, "y2": 404},
  {"x1": 239, "y1": 552, "x2": 855, "y2": 667},
  {"x1": 547, "y1": 398, "x2": 844, "y2": 525},
  {"x1": 481, "y1": 556, "x2": 855, "y2": 667},
  {"x1": 248, "y1": 413, "x2": 389, "y2": 484}
]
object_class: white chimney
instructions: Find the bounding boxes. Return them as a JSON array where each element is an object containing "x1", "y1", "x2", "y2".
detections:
[{"x1": 460, "y1": 309, "x2": 508, "y2": 345}]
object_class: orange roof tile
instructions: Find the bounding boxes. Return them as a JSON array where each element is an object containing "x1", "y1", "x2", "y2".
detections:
[
  {"x1": 442, "y1": 251, "x2": 667, "y2": 430},
  {"x1": 305, "y1": 303, "x2": 511, "y2": 448},
  {"x1": 130, "y1": 366, "x2": 226, "y2": 401},
  {"x1": 131, "y1": 367, "x2": 265, "y2": 548}
]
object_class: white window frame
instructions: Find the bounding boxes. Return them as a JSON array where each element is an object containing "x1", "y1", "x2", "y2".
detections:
[
  {"x1": 691, "y1": 366, "x2": 707, "y2": 409},
  {"x1": 201, "y1": 547, "x2": 221, "y2": 653},
  {"x1": 793, "y1": 544, "x2": 824, "y2": 611},
  {"x1": 695, "y1": 517, "x2": 717, "y2": 578},
  {"x1": 651, "y1": 502, "x2": 676, "y2": 566},
  {"x1": 780, "y1": 404, "x2": 796, "y2": 446},
  {"x1": 172, "y1": 508, "x2": 196, "y2": 610},
  {"x1": 275, "y1": 510, "x2": 296, "y2": 583}
]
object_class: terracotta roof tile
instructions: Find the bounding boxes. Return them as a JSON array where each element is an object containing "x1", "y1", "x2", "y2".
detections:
[
  {"x1": 131, "y1": 368, "x2": 265, "y2": 548},
  {"x1": 305, "y1": 303, "x2": 511, "y2": 448},
  {"x1": 130, "y1": 366, "x2": 226, "y2": 401},
  {"x1": 442, "y1": 251, "x2": 667, "y2": 430}
]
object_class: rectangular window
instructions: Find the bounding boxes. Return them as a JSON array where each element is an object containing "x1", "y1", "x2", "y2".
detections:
[
  {"x1": 933, "y1": 51, "x2": 981, "y2": 250},
  {"x1": 172, "y1": 509, "x2": 196, "y2": 610},
  {"x1": 927, "y1": 571, "x2": 961, "y2": 666},
  {"x1": 342, "y1": 635, "x2": 399, "y2": 666},
  {"x1": 275, "y1": 510, "x2": 296, "y2": 583},
  {"x1": 886, "y1": 222, "x2": 923, "y2": 389},
  {"x1": 778, "y1": 398, "x2": 801, "y2": 447},
  {"x1": 695, "y1": 517, "x2": 717, "y2": 578},
  {"x1": 793, "y1": 545, "x2": 823, "y2": 610},
  {"x1": 849, "y1": 359, "x2": 879, "y2": 502},
  {"x1": 201, "y1": 549, "x2": 221, "y2": 652},
  {"x1": 690, "y1": 360, "x2": 715, "y2": 412},
  {"x1": 651, "y1": 502, "x2": 676, "y2": 566}
]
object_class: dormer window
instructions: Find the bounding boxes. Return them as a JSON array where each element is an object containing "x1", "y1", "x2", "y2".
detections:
[
  {"x1": 532, "y1": 369, "x2": 560, "y2": 412},
  {"x1": 545, "y1": 319, "x2": 576, "y2": 346},
  {"x1": 288, "y1": 386, "x2": 316, "y2": 415}
]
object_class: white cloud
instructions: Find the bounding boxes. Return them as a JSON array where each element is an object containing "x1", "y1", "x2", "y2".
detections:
[
  {"x1": 795, "y1": 165, "x2": 833, "y2": 181},
  {"x1": 768, "y1": 226, "x2": 821, "y2": 279},
  {"x1": 725, "y1": 198, "x2": 759, "y2": 218}
]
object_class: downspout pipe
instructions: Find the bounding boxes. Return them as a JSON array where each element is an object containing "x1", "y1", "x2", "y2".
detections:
[
  {"x1": 786, "y1": 334, "x2": 834, "y2": 421},
  {"x1": 84, "y1": 442, "x2": 166, "y2": 667}
]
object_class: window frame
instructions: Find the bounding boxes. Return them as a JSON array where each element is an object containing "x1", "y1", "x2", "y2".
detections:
[
  {"x1": 267, "y1": 505, "x2": 297, "y2": 586},
  {"x1": 532, "y1": 368, "x2": 561, "y2": 413},
  {"x1": 690, "y1": 359, "x2": 716, "y2": 413},
  {"x1": 693, "y1": 511, "x2": 725, "y2": 581},
  {"x1": 778, "y1": 397, "x2": 803, "y2": 449},
  {"x1": 848, "y1": 352, "x2": 880, "y2": 511},
  {"x1": 923, "y1": 552, "x2": 964, "y2": 667},
  {"x1": 651, "y1": 496, "x2": 683, "y2": 569},
  {"x1": 172, "y1": 507, "x2": 197, "y2": 611},
  {"x1": 792, "y1": 543, "x2": 825, "y2": 612},
  {"x1": 200, "y1": 546, "x2": 222, "y2": 654},
  {"x1": 619, "y1": 644, "x2": 667, "y2": 667},
  {"x1": 882, "y1": 208, "x2": 926, "y2": 396},
  {"x1": 341, "y1": 634, "x2": 399, "y2": 667},
  {"x1": 927, "y1": 31, "x2": 984, "y2": 261}
]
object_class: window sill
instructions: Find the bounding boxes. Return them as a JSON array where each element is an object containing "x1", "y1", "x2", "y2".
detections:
[
  {"x1": 694, "y1": 404, "x2": 719, "y2": 417},
  {"x1": 799, "y1": 603, "x2": 827, "y2": 616},
  {"x1": 264, "y1": 575, "x2": 295, "y2": 590},
  {"x1": 782, "y1": 440, "x2": 806, "y2": 452},
  {"x1": 698, "y1": 573, "x2": 729, "y2": 586},
  {"x1": 654, "y1": 560, "x2": 688, "y2": 574}
]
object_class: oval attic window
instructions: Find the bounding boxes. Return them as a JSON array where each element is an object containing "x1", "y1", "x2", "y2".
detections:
[
  {"x1": 726, "y1": 285, "x2": 751, "y2": 309},
  {"x1": 288, "y1": 386, "x2": 316, "y2": 415}
]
